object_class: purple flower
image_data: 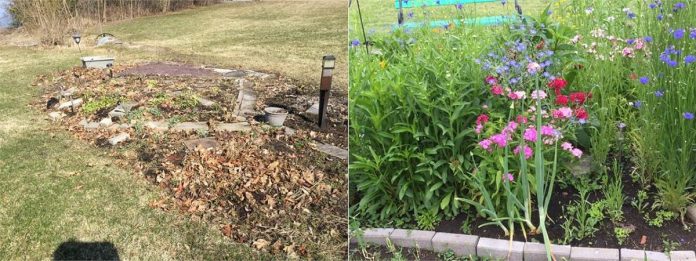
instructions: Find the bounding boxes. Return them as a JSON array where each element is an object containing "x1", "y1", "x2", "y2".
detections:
[
  {"x1": 657, "y1": 14, "x2": 664, "y2": 21},
  {"x1": 655, "y1": 90, "x2": 664, "y2": 97},
  {"x1": 644, "y1": 36, "x2": 653, "y2": 42},
  {"x1": 627, "y1": 12, "x2": 636, "y2": 19},
  {"x1": 351, "y1": 39, "x2": 360, "y2": 47},
  {"x1": 627, "y1": 38, "x2": 635, "y2": 45},
  {"x1": 674, "y1": 29, "x2": 685, "y2": 40},
  {"x1": 674, "y1": 2, "x2": 686, "y2": 11},
  {"x1": 691, "y1": 29, "x2": 696, "y2": 39},
  {"x1": 407, "y1": 11, "x2": 414, "y2": 18},
  {"x1": 639, "y1": 76, "x2": 650, "y2": 85},
  {"x1": 668, "y1": 60, "x2": 678, "y2": 67},
  {"x1": 547, "y1": 10, "x2": 553, "y2": 15},
  {"x1": 649, "y1": 3, "x2": 657, "y2": 9},
  {"x1": 684, "y1": 112, "x2": 694, "y2": 120},
  {"x1": 633, "y1": 100, "x2": 642, "y2": 108},
  {"x1": 686, "y1": 55, "x2": 696, "y2": 64},
  {"x1": 456, "y1": 3, "x2": 463, "y2": 9}
]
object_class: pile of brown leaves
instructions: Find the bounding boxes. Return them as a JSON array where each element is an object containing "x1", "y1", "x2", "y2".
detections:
[{"x1": 33, "y1": 64, "x2": 348, "y2": 259}]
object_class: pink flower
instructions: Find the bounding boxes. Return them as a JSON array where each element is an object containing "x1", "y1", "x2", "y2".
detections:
[
  {"x1": 503, "y1": 121, "x2": 518, "y2": 134},
  {"x1": 503, "y1": 173, "x2": 514, "y2": 182},
  {"x1": 523, "y1": 127, "x2": 537, "y2": 142},
  {"x1": 561, "y1": 142, "x2": 573, "y2": 151},
  {"x1": 541, "y1": 125, "x2": 555, "y2": 136},
  {"x1": 571, "y1": 148, "x2": 583, "y2": 158},
  {"x1": 527, "y1": 62, "x2": 541, "y2": 74},
  {"x1": 531, "y1": 90, "x2": 547, "y2": 100},
  {"x1": 514, "y1": 145, "x2": 533, "y2": 159},
  {"x1": 485, "y1": 75, "x2": 498, "y2": 85},
  {"x1": 622, "y1": 47, "x2": 635, "y2": 58},
  {"x1": 490, "y1": 134, "x2": 508, "y2": 147},
  {"x1": 553, "y1": 107, "x2": 573, "y2": 119},
  {"x1": 479, "y1": 139, "x2": 493, "y2": 151},
  {"x1": 508, "y1": 90, "x2": 526, "y2": 100},
  {"x1": 635, "y1": 38, "x2": 645, "y2": 50},
  {"x1": 517, "y1": 115, "x2": 528, "y2": 124},
  {"x1": 475, "y1": 124, "x2": 484, "y2": 134},
  {"x1": 491, "y1": 85, "x2": 504, "y2": 95}
]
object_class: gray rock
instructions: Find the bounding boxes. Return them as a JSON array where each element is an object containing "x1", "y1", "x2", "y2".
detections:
[
  {"x1": 183, "y1": 138, "x2": 219, "y2": 151},
  {"x1": 212, "y1": 68, "x2": 233, "y2": 74},
  {"x1": 96, "y1": 35, "x2": 122, "y2": 46},
  {"x1": 687, "y1": 205, "x2": 696, "y2": 224},
  {"x1": 476, "y1": 237, "x2": 524, "y2": 261},
  {"x1": 171, "y1": 122, "x2": 208, "y2": 132},
  {"x1": 144, "y1": 121, "x2": 169, "y2": 132},
  {"x1": 352, "y1": 228, "x2": 393, "y2": 246},
  {"x1": 620, "y1": 249, "x2": 669, "y2": 261},
  {"x1": 431, "y1": 232, "x2": 478, "y2": 257},
  {"x1": 524, "y1": 242, "x2": 571, "y2": 261},
  {"x1": 99, "y1": 117, "x2": 113, "y2": 127},
  {"x1": 119, "y1": 102, "x2": 139, "y2": 113},
  {"x1": 108, "y1": 105, "x2": 127, "y2": 119},
  {"x1": 58, "y1": 98, "x2": 83, "y2": 110},
  {"x1": 216, "y1": 122, "x2": 251, "y2": 132},
  {"x1": 570, "y1": 247, "x2": 619, "y2": 261},
  {"x1": 60, "y1": 87, "x2": 77, "y2": 97},
  {"x1": 48, "y1": 111, "x2": 65, "y2": 122},
  {"x1": 316, "y1": 143, "x2": 348, "y2": 160},
  {"x1": 82, "y1": 121, "x2": 100, "y2": 130},
  {"x1": 224, "y1": 70, "x2": 247, "y2": 78},
  {"x1": 389, "y1": 229, "x2": 435, "y2": 250},
  {"x1": 196, "y1": 96, "x2": 216, "y2": 107},
  {"x1": 284, "y1": 127, "x2": 296, "y2": 136},
  {"x1": 305, "y1": 102, "x2": 320, "y2": 116},
  {"x1": 108, "y1": 133, "x2": 130, "y2": 145},
  {"x1": 670, "y1": 251, "x2": 696, "y2": 261}
]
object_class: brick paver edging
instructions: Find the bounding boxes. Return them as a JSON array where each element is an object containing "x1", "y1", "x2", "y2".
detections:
[{"x1": 350, "y1": 228, "x2": 696, "y2": 261}]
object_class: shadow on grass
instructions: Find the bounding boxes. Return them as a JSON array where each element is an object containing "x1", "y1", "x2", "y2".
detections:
[{"x1": 52, "y1": 240, "x2": 120, "y2": 261}]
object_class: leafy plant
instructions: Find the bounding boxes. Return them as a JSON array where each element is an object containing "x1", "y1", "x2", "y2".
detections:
[
  {"x1": 614, "y1": 226, "x2": 632, "y2": 245},
  {"x1": 173, "y1": 91, "x2": 200, "y2": 110},
  {"x1": 647, "y1": 210, "x2": 676, "y2": 228},
  {"x1": 561, "y1": 189, "x2": 604, "y2": 244},
  {"x1": 459, "y1": 216, "x2": 473, "y2": 234},
  {"x1": 83, "y1": 95, "x2": 120, "y2": 114},
  {"x1": 631, "y1": 190, "x2": 649, "y2": 214},
  {"x1": 604, "y1": 162, "x2": 625, "y2": 223}
]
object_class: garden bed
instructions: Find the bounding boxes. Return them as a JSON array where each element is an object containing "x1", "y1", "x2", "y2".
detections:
[{"x1": 33, "y1": 63, "x2": 348, "y2": 258}]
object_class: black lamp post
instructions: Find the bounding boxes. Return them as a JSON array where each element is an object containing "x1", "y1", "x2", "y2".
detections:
[
  {"x1": 318, "y1": 55, "x2": 335, "y2": 129},
  {"x1": 72, "y1": 32, "x2": 82, "y2": 52}
]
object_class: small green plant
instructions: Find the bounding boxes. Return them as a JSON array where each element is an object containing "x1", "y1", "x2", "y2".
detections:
[
  {"x1": 83, "y1": 96, "x2": 120, "y2": 114},
  {"x1": 614, "y1": 227, "x2": 632, "y2": 245},
  {"x1": 148, "y1": 107, "x2": 163, "y2": 118},
  {"x1": 631, "y1": 190, "x2": 649, "y2": 214},
  {"x1": 604, "y1": 164, "x2": 625, "y2": 223},
  {"x1": 173, "y1": 91, "x2": 199, "y2": 110},
  {"x1": 385, "y1": 239, "x2": 406, "y2": 261},
  {"x1": 662, "y1": 238, "x2": 681, "y2": 252},
  {"x1": 146, "y1": 79, "x2": 158, "y2": 88},
  {"x1": 149, "y1": 92, "x2": 170, "y2": 107},
  {"x1": 196, "y1": 128, "x2": 209, "y2": 138},
  {"x1": 647, "y1": 210, "x2": 676, "y2": 228},
  {"x1": 561, "y1": 189, "x2": 604, "y2": 244},
  {"x1": 459, "y1": 216, "x2": 473, "y2": 234},
  {"x1": 416, "y1": 210, "x2": 440, "y2": 230},
  {"x1": 438, "y1": 250, "x2": 464, "y2": 261}
]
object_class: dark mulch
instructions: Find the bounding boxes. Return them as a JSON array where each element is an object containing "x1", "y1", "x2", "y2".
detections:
[
  {"x1": 118, "y1": 62, "x2": 219, "y2": 77},
  {"x1": 349, "y1": 243, "x2": 442, "y2": 261},
  {"x1": 436, "y1": 164, "x2": 696, "y2": 252}
]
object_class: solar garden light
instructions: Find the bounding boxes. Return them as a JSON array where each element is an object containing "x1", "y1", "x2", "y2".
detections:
[
  {"x1": 318, "y1": 55, "x2": 335, "y2": 129},
  {"x1": 72, "y1": 32, "x2": 82, "y2": 52}
]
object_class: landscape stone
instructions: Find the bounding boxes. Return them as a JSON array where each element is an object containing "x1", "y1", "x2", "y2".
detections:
[
  {"x1": 524, "y1": 242, "x2": 571, "y2": 261},
  {"x1": 58, "y1": 98, "x2": 83, "y2": 110},
  {"x1": 212, "y1": 68, "x2": 233, "y2": 74},
  {"x1": 570, "y1": 247, "x2": 619, "y2": 261},
  {"x1": 82, "y1": 121, "x2": 100, "y2": 130},
  {"x1": 389, "y1": 229, "x2": 435, "y2": 250},
  {"x1": 108, "y1": 105, "x2": 127, "y2": 119},
  {"x1": 431, "y1": 232, "x2": 478, "y2": 257},
  {"x1": 353, "y1": 228, "x2": 393, "y2": 246},
  {"x1": 620, "y1": 249, "x2": 669, "y2": 261},
  {"x1": 670, "y1": 251, "x2": 696, "y2": 261},
  {"x1": 284, "y1": 127, "x2": 296, "y2": 136},
  {"x1": 96, "y1": 35, "x2": 123, "y2": 46},
  {"x1": 216, "y1": 122, "x2": 251, "y2": 132},
  {"x1": 196, "y1": 96, "x2": 216, "y2": 107},
  {"x1": 119, "y1": 102, "x2": 139, "y2": 113},
  {"x1": 99, "y1": 117, "x2": 113, "y2": 127},
  {"x1": 687, "y1": 205, "x2": 696, "y2": 224},
  {"x1": 183, "y1": 138, "x2": 219, "y2": 151},
  {"x1": 223, "y1": 70, "x2": 247, "y2": 78},
  {"x1": 144, "y1": 121, "x2": 169, "y2": 132},
  {"x1": 108, "y1": 133, "x2": 130, "y2": 145},
  {"x1": 60, "y1": 87, "x2": 76, "y2": 97},
  {"x1": 476, "y1": 237, "x2": 524, "y2": 261},
  {"x1": 171, "y1": 122, "x2": 208, "y2": 132},
  {"x1": 48, "y1": 111, "x2": 65, "y2": 122},
  {"x1": 305, "y1": 102, "x2": 319, "y2": 116},
  {"x1": 316, "y1": 143, "x2": 348, "y2": 160}
]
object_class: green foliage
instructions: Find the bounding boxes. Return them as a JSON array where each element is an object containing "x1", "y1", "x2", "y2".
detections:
[
  {"x1": 173, "y1": 92, "x2": 200, "y2": 110},
  {"x1": 647, "y1": 210, "x2": 676, "y2": 228},
  {"x1": 83, "y1": 96, "x2": 120, "y2": 114},
  {"x1": 662, "y1": 238, "x2": 681, "y2": 252},
  {"x1": 653, "y1": 177, "x2": 695, "y2": 218},
  {"x1": 561, "y1": 189, "x2": 604, "y2": 244},
  {"x1": 631, "y1": 190, "x2": 649, "y2": 214},
  {"x1": 459, "y1": 216, "x2": 473, "y2": 234},
  {"x1": 603, "y1": 162, "x2": 625, "y2": 223},
  {"x1": 614, "y1": 227, "x2": 632, "y2": 245},
  {"x1": 149, "y1": 92, "x2": 170, "y2": 107},
  {"x1": 416, "y1": 210, "x2": 440, "y2": 230}
]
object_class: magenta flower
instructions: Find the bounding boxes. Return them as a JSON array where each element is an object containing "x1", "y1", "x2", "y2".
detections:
[
  {"x1": 490, "y1": 134, "x2": 508, "y2": 147},
  {"x1": 571, "y1": 148, "x2": 583, "y2": 158},
  {"x1": 491, "y1": 85, "x2": 504, "y2": 95},
  {"x1": 514, "y1": 145, "x2": 533, "y2": 159},
  {"x1": 541, "y1": 125, "x2": 556, "y2": 136},
  {"x1": 503, "y1": 173, "x2": 514, "y2": 182},
  {"x1": 524, "y1": 127, "x2": 537, "y2": 142},
  {"x1": 479, "y1": 139, "x2": 493, "y2": 151}
]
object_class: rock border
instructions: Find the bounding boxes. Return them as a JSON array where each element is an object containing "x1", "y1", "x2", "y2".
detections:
[{"x1": 350, "y1": 228, "x2": 696, "y2": 261}]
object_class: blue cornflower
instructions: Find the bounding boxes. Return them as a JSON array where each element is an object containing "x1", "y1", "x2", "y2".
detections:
[
  {"x1": 501, "y1": 0, "x2": 507, "y2": 6},
  {"x1": 350, "y1": 39, "x2": 360, "y2": 47},
  {"x1": 690, "y1": 29, "x2": 696, "y2": 39},
  {"x1": 407, "y1": 11, "x2": 414, "y2": 18},
  {"x1": 627, "y1": 39, "x2": 635, "y2": 45},
  {"x1": 627, "y1": 12, "x2": 636, "y2": 19},
  {"x1": 456, "y1": 3, "x2": 463, "y2": 9},
  {"x1": 510, "y1": 77, "x2": 519, "y2": 84},
  {"x1": 644, "y1": 36, "x2": 653, "y2": 42},
  {"x1": 516, "y1": 42, "x2": 526, "y2": 52},
  {"x1": 547, "y1": 10, "x2": 553, "y2": 15},
  {"x1": 674, "y1": 29, "x2": 685, "y2": 40},
  {"x1": 649, "y1": 3, "x2": 657, "y2": 9},
  {"x1": 633, "y1": 100, "x2": 642, "y2": 108},
  {"x1": 685, "y1": 55, "x2": 696, "y2": 64},
  {"x1": 443, "y1": 24, "x2": 450, "y2": 30},
  {"x1": 655, "y1": 90, "x2": 664, "y2": 97},
  {"x1": 674, "y1": 2, "x2": 686, "y2": 11},
  {"x1": 640, "y1": 76, "x2": 650, "y2": 85},
  {"x1": 542, "y1": 72, "x2": 551, "y2": 78},
  {"x1": 657, "y1": 14, "x2": 664, "y2": 20},
  {"x1": 684, "y1": 112, "x2": 694, "y2": 120},
  {"x1": 668, "y1": 60, "x2": 678, "y2": 67}
]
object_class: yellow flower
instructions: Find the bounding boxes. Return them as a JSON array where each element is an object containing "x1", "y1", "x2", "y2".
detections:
[{"x1": 379, "y1": 60, "x2": 387, "y2": 69}]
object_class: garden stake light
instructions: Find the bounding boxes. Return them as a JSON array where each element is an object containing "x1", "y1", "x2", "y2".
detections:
[
  {"x1": 72, "y1": 32, "x2": 82, "y2": 53},
  {"x1": 318, "y1": 55, "x2": 335, "y2": 129}
]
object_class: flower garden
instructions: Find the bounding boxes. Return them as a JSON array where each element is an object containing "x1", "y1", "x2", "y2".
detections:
[{"x1": 349, "y1": 0, "x2": 696, "y2": 258}]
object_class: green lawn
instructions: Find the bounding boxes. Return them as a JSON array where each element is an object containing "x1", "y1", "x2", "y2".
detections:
[{"x1": 0, "y1": 1, "x2": 345, "y2": 259}]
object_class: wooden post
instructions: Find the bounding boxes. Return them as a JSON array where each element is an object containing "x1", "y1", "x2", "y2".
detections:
[{"x1": 318, "y1": 55, "x2": 335, "y2": 129}]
